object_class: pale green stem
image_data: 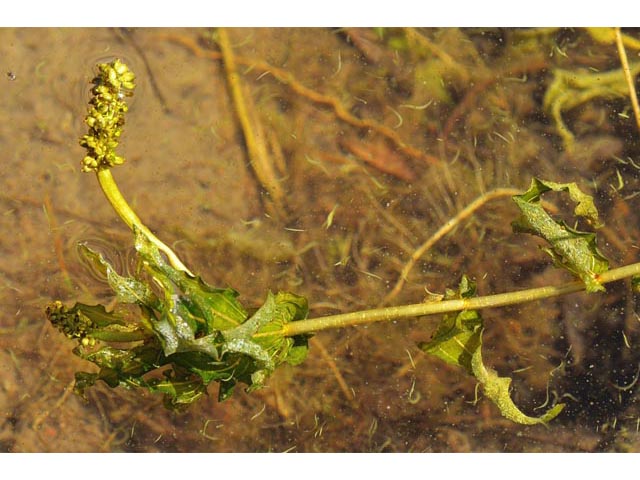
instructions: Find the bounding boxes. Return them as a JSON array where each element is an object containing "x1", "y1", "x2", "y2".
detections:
[
  {"x1": 96, "y1": 169, "x2": 193, "y2": 276},
  {"x1": 283, "y1": 261, "x2": 640, "y2": 337},
  {"x1": 90, "y1": 329, "x2": 149, "y2": 343}
]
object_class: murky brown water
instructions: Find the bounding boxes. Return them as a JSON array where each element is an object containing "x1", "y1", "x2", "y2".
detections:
[{"x1": 1, "y1": 27, "x2": 640, "y2": 452}]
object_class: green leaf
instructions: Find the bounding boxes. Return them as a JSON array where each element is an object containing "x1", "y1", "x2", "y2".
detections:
[
  {"x1": 50, "y1": 227, "x2": 311, "y2": 409},
  {"x1": 419, "y1": 276, "x2": 564, "y2": 425},
  {"x1": 512, "y1": 178, "x2": 609, "y2": 292},
  {"x1": 150, "y1": 375, "x2": 208, "y2": 410},
  {"x1": 134, "y1": 229, "x2": 248, "y2": 333},
  {"x1": 469, "y1": 330, "x2": 565, "y2": 425},
  {"x1": 224, "y1": 292, "x2": 309, "y2": 359},
  {"x1": 72, "y1": 342, "x2": 161, "y2": 391},
  {"x1": 77, "y1": 243, "x2": 158, "y2": 307},
  {"x1": 219, "y1": 291, "x2": 310, "y2": 394},
  {"x1": 418, "y1": 277, "x2": 481, "y2": 375}
]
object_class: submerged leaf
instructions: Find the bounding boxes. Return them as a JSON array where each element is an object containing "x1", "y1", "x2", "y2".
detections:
[
  {"x1": 419, "y1": 276, "x2": 481, "y2": 374},
  {"x1": 419, "y1": 276, "x2": 564, "y2": 425},
  {"x1": 512, "y1": 178, "x2": 608, "y2": 292},
  {"x1": 469, "y1": 331, "x2": 565, "y2": 425},
  {"x1": 77, "y1": 242, "x2": 158, "y2": 307},
  {"x1": 216, "y1": 291, "x2": 310, "y2": 398},
  {"x1": 134, "y1": 229, "x2": 248, "y2": 333},
  {"x1": 49, "y1": 227, "x2": 311, "y2": 409},
  {"x1": 224, "y1": 291, "x2": 309, "y2": 363}
]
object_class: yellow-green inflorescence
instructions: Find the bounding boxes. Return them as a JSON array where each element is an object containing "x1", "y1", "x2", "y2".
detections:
[
  {"x1": 46, "y1": 300, "x2": 96, "y2": 345},
  {"x1": 80, "y1": 59, "x2": 136, "y2": 172}
]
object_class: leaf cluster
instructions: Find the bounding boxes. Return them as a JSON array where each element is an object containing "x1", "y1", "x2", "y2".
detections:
[{"x1": 47, "y1": 229, "x2": 309, "y2": 410}]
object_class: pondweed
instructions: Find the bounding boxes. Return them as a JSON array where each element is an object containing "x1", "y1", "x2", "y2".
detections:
[{"x1": 47, "y1": 59, "x2": 640, "y2": 424}]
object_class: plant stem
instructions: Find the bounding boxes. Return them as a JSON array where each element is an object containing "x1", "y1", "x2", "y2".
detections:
[
  {"x1": 91, "y1": 329, "x2": 149, "y2": 343},
  {"x1": 382, "y1": 187, "x2": 521, "y2": 305},
  {"x1": 96, "y1": 168, "x2": 193, "y2": 276},
  {"x1": 283, "y1": 261, "x2": 640, "y2": 337},
  {"x1": 615, "y1": 27, "x2": 640, "y2": 137},
  {"x1": 217, "y1": 27, "x2": 285, "y2": 217}
]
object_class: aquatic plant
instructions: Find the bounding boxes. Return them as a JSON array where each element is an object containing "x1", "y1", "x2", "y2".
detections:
[{"x1": 47, "y1": 58, "x2": 640, "y2": 425}]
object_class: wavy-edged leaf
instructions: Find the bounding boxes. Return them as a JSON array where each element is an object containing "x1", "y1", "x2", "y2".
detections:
[
  {"x1": 419, "y1": 276, "x2": 564, "y2": 425},
  {"x1": 134, "y1": 229, "x2": 248, "y2": 333},
  {"x1": 469, "y1": 330, "x2": 565, "y2": 425},
  {"x1": 418, "y1": 276, "x2": 481, "y2": 374},
  {"x1": 77, "y1": 243, "x2": 158, "y2": 307},
  {"x1": 224, "y1": 292, "x2": 309, "y2": 361},
  {"x1": 220, "y1": 291, "x2": 310, "y2": 394},
  {"x1": 512, "y1": 178, "x2": 608, "y2": 292},
  {"x1": 50, "y1": 227, "x2": 311, "y2": 409}
]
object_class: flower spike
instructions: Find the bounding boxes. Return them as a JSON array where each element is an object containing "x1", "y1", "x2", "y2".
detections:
[{"x1": 79, "y1": 59, "x2": 136, "y2": 172}]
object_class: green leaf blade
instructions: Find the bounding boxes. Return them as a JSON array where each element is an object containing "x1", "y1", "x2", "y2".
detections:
[
  {"x1": 419, "y1": 276, "x2": 565, "y2": 425},
  {"x1": 512, "y1": 178, "x2": 609, "y2": 292},
  {"x1": 470, "y1": 332, "x2": 565, "y2": 425},
  {"x1": 134, "y1": 229, "x2": 248, "y2": 333},
  {"x1": 77, "y1": 243, "x2": 158, "y2": 306}
]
